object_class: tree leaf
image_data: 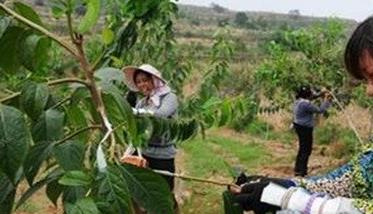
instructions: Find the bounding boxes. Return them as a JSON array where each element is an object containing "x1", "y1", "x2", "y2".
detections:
[
  {"x1": 178, "y1": 119, "x2": 198, "y2": 141},
  {"x1": 70, "y1": 87, "x2": 91, "y2": 106},
  {"x1": 102, "y1": 94, "x2": 125, "y2": 144},
  {"x1": 14, "y1": 2, "x2": 44, "y2": 27},
  {"x1": 62, "y1": 186, "x2": 88, "y2": 204},
  {"x1": 20, "y1": 82, "x2": 50, "y2": 121},
  {"x1": 16, "y1": 168, "x2": 63, "y2": 209},
  {"x1": 102, "y1": 90, "x2": 137, "y2": 145},
  {"x1": 53, "y1": 140, "x2": 85, "y2": 171},
  {"x1": 77, "y1": 0, "x2": 100, "y2": 33},
  {"x1": 66, "y1": 105, "x2": 88, "y2": 128},
  {"x1": 20, "y1": 34, "x2": 51, "y2": 71},
  {"x1": 94, "y1": 165, "x2": 133, "y2": 214},
  {"x1": 218, "y1": 100, "x2": 232, "y2": 126},
  {"x1": 65, "y1": 106, "x2": 88, "y2": 142},
  {"x1": 0, "y1": 26, "x2": 29, "y2": 73},
  {"x1": 59, "y1": 171, "x2": 92, "y2": 187},
  {"x1": 32, "y1": 109, "x2": 65, "y2": 142},
  {"x1": 69, "y1": 88, "x2": 100, "y2": 124},
  {"x1": 94, "y1": 67, "x2": 123, "y2": 85},
  {"x1": 24, "y1": 141, "x2": 55, "y2": 184},
  {"x1": 0, "y1": 16, "x2": 11, "y2": 39},
  {"x1": 46, "y1": 180, "x2": 65, "y2": 206},
  {"x1": 0, "y1": 172, "x2": 16, "y2": 214},
  {"x1": 0, "y1": 104, "x2": 31, "y2": 183},
  {"x1": 102, "y1": 27, "x2": 114, "y2": 45},
  {"x1": 119, "y1": 164, "x2": 174, "y2": 214},
  {"x1": 0, "y1": 172, "x2": 14, "y2": 203},
  {"x1": 129, "y1": 0, "x2": 160, "y2": 18},
  {"x1": 201, "y1": 96, "x2": 222, "y2": 110},
  {"x1": 135, "y1": 116, "x2": 153, "y2": 146},
  {"x1": 65, "y1": 197, "x2": 100, "y2": 214},
  {"x1": 100, "y1": 20, "x2": 138, "y2": 66},
  {"x1": 48, "y1": 0, "x2": 66, "y2": 19}
]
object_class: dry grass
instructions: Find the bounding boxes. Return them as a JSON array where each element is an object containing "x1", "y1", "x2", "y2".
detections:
[
  {"x1": 330, "y1": 103, "x2": 372, "y2": 139},
  {"x1": 259, "y1": 110, "x2": 293, "y2": 131},
  {"x1": 257, "y1": 102, "x2": 372, "y2": 139}
]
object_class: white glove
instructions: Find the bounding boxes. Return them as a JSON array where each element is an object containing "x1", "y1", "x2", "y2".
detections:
[
  {"x1": 132, "y1": 108, "x2": 154, "y2": 116},
  {"x1": 132, "y1": 108, "x2": 139, "y2": 115}
]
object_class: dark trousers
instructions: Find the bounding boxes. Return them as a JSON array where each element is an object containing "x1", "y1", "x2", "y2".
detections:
[
  {"x1": 134, "y1": 156, "x2": 178, "y2": 213},
  {"x1": 143, "y1": 155, "x2": 175, "y2": 191},
  {"x1": 293, "y1": 123, "x2": 313, "y2": 176}
]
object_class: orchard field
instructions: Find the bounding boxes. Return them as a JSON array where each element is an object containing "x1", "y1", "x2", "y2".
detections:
[{"x1": 0, "y1": 1, "x2": 372, "y2": 214}]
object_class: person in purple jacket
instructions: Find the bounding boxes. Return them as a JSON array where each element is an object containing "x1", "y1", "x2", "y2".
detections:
[{"x1": 293, "y1": 86, "x2": 332, "y2": 177}]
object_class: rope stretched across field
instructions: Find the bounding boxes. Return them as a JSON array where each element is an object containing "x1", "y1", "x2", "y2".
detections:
[
  {"x1": 153, "y1": 169, "x2": 239, "y2": 188},
  {"x1": 328, "y1": 91, "x2": 364, "y2": 145}
]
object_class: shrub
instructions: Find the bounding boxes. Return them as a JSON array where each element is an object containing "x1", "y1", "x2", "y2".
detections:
[
  {"x1": 246, "y1": 119, "x2": 273, "y2": 136},
  {"x1": 235, "y1": 12, "x2": 248, "y2": 27},
  {"x1": 316, "y1": 122, "x2": 358, "y2": 159},
  {"x1": 315, "y1": 122, "x2": 339, "y2": 145}
]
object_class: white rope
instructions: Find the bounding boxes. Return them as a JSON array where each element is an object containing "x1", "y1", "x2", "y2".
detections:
[
  {"x1": 329, "y1": 91, "x2": 364, "y2": 145},
  {"x1": 97, "y1": 108, "x2": 113, "y2": 172},
  {"x1": 123, "y1": 144, "x2": 136, "y2": 157}
]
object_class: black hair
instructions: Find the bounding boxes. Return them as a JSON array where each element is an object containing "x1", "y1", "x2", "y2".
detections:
[
  {"x1": 133, "y1": 69, "x2": 153, "y2": 84},
  {"x1": 125, "y1": 90, "x2": 137, "y2": 107},
  {"x1": 296, "y1": 85, "x2": 312, "y2": 99},
  {"x1": 345, "y1": 16, "x2": 373, "y2": 80}
]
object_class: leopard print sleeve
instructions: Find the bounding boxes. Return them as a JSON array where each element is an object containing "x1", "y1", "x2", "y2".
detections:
[
  {"x1": 294, "y1": 151, "x2": 373, "y2": 199},
  {"x1": 300, "y1": 163, "x2": 354, "y2": 198}
]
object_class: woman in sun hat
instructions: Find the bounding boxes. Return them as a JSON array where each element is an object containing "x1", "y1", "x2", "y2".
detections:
[
  {"x1": 122, "y1": 64, "x2": 180, "y2": 213},
  {"x1": 122, "y1": 64, "x2": 179, "y2": 190}
]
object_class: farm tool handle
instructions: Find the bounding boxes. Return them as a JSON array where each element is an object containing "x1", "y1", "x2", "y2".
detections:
[{"x1": 153, "y1": 169, "x2": 239, "y2": 188}]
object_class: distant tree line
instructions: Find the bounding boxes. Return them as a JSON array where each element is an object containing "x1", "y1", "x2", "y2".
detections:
[{"x1": 210, "y1": 2, "x2": 226, "y2": 13}]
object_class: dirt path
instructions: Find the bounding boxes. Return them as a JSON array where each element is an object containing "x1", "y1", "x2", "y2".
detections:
[{"x1": 207, "y1": 127, "x2": 347, "y2": 177}]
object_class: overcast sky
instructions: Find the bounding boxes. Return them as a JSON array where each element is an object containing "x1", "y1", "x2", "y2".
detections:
[{"x1": 177, "y1": 0, "x2": 373, "y2": 21}]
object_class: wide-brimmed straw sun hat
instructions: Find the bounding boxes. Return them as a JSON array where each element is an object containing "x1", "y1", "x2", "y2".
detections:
[{"x1": 122, "y1": 64, "x2": 167, "y2": 92}]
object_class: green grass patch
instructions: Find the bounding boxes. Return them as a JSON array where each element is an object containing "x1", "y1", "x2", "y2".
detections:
[
  {"x1": 244, "y1": 119, "x2": 296, "y2": 144},
  {"x1": 181, "y1": 135, "x2": 267, "y2": 177},
  {"x1": 266, "y1": 130, "x2": 295, "y2": 145},
  {"x1": 181, "y1": 137, "x2": 232, "y2": 178},
  {"x1": 209, "y1": 136, "x2": 267, "y2": 169},
  {"x1": 180, "y1": 134, "x2": 268, "y2": 214},
  {"x1": 245, "y1": 119, "x2": 272, "y2": 136}
]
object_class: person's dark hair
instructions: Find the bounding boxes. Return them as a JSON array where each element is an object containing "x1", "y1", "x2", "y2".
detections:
[
  {"x1": 133, "y1": 69, "x2": 152, "y2": 84},
  {"x1": 345, "y1": 16, "x2": 373, "y2": 80},
  {"x1": 296, "y1": 85, "x2": 312, "y2": 99},
  {"x1": 125, "y1": 90, "x2": 137, "y2": 107}
]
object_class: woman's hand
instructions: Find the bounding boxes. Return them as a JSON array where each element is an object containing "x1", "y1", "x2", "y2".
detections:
[
  {"x1": 322, "y1": 92, "x2": 333, "y2": 102},
  {"x1": 230, "y1": 181, "x2": 281, "y2": 212},
  {"x1": 320, "y1": 88, "x2": 333, "y2": 101},
  {"x1": 228, "y1": 184, "x2": 241, "y2": 194},
  {"x1": 227, "y1": 173, "x2": 296, "y2": 212},
  {"x1": 120, "y1": 155, "x2": 148, "y2": 168}
]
